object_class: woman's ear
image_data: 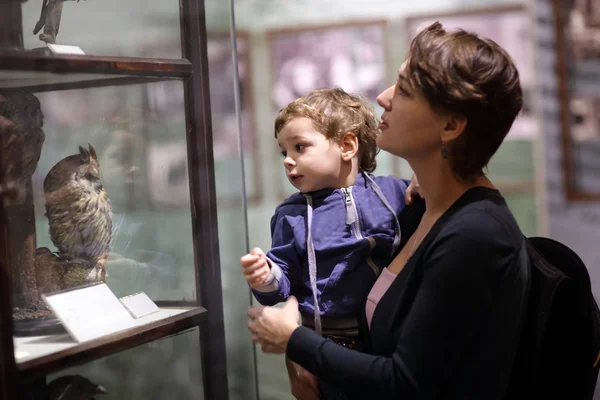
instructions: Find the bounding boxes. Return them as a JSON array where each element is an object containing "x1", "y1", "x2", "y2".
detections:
[
  {"x1": 440, "y1": 114, "x2": 467, "y2": 143},
  {"x1": 339, "y1": 132, "x2": 359, "y2": 161}
]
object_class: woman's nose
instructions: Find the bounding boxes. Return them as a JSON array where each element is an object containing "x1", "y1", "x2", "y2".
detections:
[{"x1": 376, "y1": 85, "x2": 394, "y2": 110}]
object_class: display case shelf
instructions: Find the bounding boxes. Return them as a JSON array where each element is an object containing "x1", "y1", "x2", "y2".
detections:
[
  {"x1": 0, "y1": 53, "x2": 191, "y2": 92},
  {"x1": 14, "y1": 306, "x2": 206, "y2": 380}
]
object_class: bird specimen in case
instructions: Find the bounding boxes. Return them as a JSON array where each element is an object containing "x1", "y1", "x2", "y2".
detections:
[
  {"x1": 1, "y1": 89, "x2": 47, "y2": 318},
  {"x1": 33, "y1": 0, "x2": 86, "y2": 44},
  {"x1": 46, "y1": 375, "x2": 107, "y2": 400},
  {"x1": 0, "y1": 89, "x2": 45, "y2": 183},
  {"x1": 43, "y1": 144, "x2": 113, "y2": 281}
]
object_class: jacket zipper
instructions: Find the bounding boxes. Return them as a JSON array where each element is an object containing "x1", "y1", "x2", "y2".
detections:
[{"x1": 342, "y1": 187, "x2": 379, "y2": 276}]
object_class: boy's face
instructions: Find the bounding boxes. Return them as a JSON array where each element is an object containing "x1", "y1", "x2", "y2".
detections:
[{"x1": 277, "y1": 117, "x2": 344, "y2": 193}]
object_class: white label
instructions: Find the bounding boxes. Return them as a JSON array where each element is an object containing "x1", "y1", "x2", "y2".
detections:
[
  {"x1": 42, "y1": 283, "x2": 136, "y2": 343},
  {"x1": 47, "y1": 44, "x2": 86, "y2": 55},
  {"x1": 119, "y1": 292, "x2": 160, "y2": 319}
]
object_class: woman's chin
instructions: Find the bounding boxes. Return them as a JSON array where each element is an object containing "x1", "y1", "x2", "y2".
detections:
[
  {"x1": 376, "y1": 137, "x2": 392, "y2": 153},
  {"x1": 380, "y1": 145, "x2": 405, "y2": 159},
  {"x1": 376, "y1": 134, "x2": 387, "y2": 149}
]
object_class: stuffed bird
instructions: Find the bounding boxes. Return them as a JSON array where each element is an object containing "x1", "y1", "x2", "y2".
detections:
[
  {"x1": 34, "y1": 0, "x2": 86, "y2": 44},
  {"x1": 0, "y1": 89, "x2": 45, "y2": 183},
  {"x1": 43, "y1": 144, "x2": 113, "y2": 280}
]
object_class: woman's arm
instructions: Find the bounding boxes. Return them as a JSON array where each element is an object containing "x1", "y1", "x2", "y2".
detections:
[{"x1": 285, "y1": 215, "x2": 524, "y2": 398}]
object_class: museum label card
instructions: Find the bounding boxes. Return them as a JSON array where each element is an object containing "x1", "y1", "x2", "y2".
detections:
[
  {"x1": 42, "y1": 283, "x2": 136, "y2": 343},
  {"x1": 119, "y1": 292, "x2": 159, "y2": 319},
  {"x1": 47, "y1": 44, "x2": 86, "y2": 55}
]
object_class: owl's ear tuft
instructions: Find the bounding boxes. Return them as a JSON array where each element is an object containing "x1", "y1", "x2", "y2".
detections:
[
  {"x1": 79, "y1": 145, "x2": 90, "y2": 162},
  {"x1": 88, "y1": 143, "x2": 97, "y2": 161}
]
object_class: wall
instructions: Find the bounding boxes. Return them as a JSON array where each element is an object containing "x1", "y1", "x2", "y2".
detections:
[
  {"x1": 233, "y1": 0, "x2": 540, "y2": 398},
  {"x1": 534, "y1": 0, "x2": 600, "y2": 292},
  {"x1": 532, "y1": 0, "x2": 600, "y2": 396}
]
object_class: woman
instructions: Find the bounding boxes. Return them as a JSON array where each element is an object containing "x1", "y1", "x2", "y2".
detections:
[{"x1": 248, "y1": 21, "x2": 529, "y2": 399}]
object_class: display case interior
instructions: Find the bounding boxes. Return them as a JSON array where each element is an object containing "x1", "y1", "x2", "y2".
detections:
[
  {"x1": 0, "y1": 0, "x2": 233, "y2": 398},
  {"x1": 0, "y1": 73, "x2": 207, "y2": 379}
]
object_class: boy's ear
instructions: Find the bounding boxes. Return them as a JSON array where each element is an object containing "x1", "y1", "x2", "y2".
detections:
[{"x1": 339, "y1": 132, "x2": 359, "y2": 162}]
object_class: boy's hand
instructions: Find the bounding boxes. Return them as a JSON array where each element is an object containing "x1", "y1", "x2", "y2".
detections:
[
  {"x1": 405, "y1": 173, "x2": 424, "y2": 205},
  {"x1": 240, "y1": 247, "x2": 271, "y2": 289}
]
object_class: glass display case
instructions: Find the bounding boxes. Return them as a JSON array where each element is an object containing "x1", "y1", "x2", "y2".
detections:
[{"x1": 0, "y1": 0, "x2": 233, "y2": 398}]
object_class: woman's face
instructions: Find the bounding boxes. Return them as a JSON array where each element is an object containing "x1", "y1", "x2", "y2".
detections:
[{"x1": 376, "y1": 62, "x2": 447, "y2": 159}]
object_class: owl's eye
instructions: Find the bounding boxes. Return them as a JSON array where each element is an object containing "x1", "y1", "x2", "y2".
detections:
[{"x1": 85, "y1": 172, "x2": 96, "y2": 180}]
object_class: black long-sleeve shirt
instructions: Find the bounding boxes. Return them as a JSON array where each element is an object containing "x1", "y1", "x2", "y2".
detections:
[{"x1": 286, "y1": 187, "x2": 529, "y2": 399}]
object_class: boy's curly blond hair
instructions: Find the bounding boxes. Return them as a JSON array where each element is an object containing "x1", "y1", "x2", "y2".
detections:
[{"x1": 274, "y1": 88, "x2": 380, "y2": 173}]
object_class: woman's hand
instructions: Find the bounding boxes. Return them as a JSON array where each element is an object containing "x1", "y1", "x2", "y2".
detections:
[
  {"x1": 405, "y1": 173, "x2": 424, "y2": 205},
  {"x1": 248, "y1": 296, "x2": 301, "y2": 354}
]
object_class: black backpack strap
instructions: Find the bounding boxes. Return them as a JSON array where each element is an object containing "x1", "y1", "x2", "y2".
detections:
[{"x1": 509, "y1": 237, "x2": 600, "y2": 400}]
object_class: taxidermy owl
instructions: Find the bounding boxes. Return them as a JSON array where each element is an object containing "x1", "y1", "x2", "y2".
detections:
[
  {"x1": 0, "y1": 89, "x2": 45, "y2": 183},
  {"x1": 44, "y1": 144, "x2": 112, "y2": 280},
  {"x1": 46, "y1": 375, "x2": 107, "y2": 400}
]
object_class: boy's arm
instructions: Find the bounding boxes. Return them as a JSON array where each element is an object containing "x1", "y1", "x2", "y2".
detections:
[
  {"x1": 404, "y1": 173, "x2": 423, "y2": 205},
  {"x1": 252, "y1": 211, "x2": 302, "y2": 306}
]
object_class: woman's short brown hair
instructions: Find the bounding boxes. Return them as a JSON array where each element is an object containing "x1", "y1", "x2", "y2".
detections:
[
  {"x1": 406, "y1": 22, "x2": 523, "y2": 180},
  {"x1": 274, "y1": 88, "x2": 380, "y2": 173}
]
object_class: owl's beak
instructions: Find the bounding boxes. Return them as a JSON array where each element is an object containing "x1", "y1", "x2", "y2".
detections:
[{"x1": 95, "y1": 385, "x2": 107, "y2": 394}]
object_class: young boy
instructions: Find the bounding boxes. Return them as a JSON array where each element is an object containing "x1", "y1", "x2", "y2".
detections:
[{"x1": 240, "y1": 88, "x2": 410, "y2": 398}]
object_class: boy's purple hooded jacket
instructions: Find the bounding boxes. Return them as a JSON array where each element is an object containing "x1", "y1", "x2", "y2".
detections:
[{"x1": 253, "y1": 172, "x2": 409, "y2": 327}]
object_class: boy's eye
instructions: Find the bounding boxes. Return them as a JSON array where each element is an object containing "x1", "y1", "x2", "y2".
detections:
[
  {"x1": 295, "y1": 144, "x2": 306, "y2": 152},
  {"x1": 280, "y1": 150, "x2": 287, "y2": 158}
]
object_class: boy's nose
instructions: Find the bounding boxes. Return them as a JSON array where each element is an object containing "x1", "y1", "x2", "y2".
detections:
[{"x1": 284, "y1": 156, "x2": 295, "y2": 169}]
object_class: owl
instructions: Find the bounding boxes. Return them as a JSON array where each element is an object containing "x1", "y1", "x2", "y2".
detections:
[{"x1": 44, "y1": 144, "x2": 112, "y2": 280}]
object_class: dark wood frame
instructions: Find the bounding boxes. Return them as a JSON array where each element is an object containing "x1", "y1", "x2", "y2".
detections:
[
  {"x1": 553, "y1": 0, "x2": 600, "y2": 201},
  {"x1": 0, "y1": 0, "x2": 230, "y2": 398},
  {"x1": 584, "y1": 0, "x2": 600, "y2": 28},
  {"x1": 265, "y1": 20, "x2": 390, "y2": 200}
]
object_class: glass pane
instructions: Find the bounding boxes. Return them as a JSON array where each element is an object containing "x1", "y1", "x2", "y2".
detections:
[
  {"x1": 46, "y1": 329, "x2": 204, "y2": 399},
  {"x1": 16, "y1": 0, "x2": 181, "y2": 58},
  {"x1": 2, "y1": 78, "x2": 202, "y2": 364},
  {"x1": 205, "y1": 28, "x2": 258, "y2": 400}
]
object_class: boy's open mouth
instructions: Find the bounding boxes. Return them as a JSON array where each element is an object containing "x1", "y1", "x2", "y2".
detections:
[{"x1": 289, "y1": 174, "x2": 303, "y2": 183}]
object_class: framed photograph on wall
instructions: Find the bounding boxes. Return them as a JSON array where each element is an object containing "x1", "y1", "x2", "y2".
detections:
[
  {"x1": 143, "y1": 31, "x2": 260, "y2": 208},
  {"x1": 554, "y1": 0, "x2": 600, "y2": 200},
  {"x1": 267, "y1": 20, "x2": 389, "y2": 200}
]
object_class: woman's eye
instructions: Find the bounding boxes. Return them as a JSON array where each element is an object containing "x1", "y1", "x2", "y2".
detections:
[{"x1": 397, "y1": 85, "x2": 409, "y2": 96}]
